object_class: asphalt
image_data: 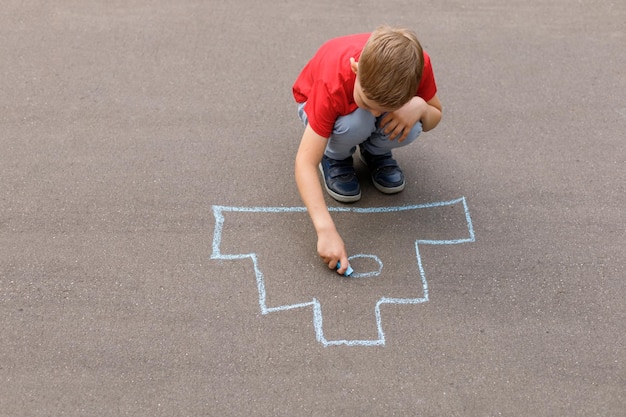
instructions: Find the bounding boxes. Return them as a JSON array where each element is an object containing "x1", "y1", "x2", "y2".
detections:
[{"x1": 1, "y1": 1, "x2": 625, "y2": 416}]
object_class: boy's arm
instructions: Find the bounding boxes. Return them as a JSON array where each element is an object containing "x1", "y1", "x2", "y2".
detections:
[
  {"x1": 421, "y1": 94, "x2": 443, "y2": 131},
  {"x1": 295, "y1": 124, "x2": 350, "y2": 275}
]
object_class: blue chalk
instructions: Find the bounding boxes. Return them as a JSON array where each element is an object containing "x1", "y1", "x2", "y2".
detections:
[{"x1": 336, "y1": 262, "x2": 354, "y2": 277}]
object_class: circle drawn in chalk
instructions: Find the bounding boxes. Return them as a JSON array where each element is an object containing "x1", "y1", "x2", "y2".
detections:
[{"x1": 347, "y1": 254, "x2": 383, "y2": 278}]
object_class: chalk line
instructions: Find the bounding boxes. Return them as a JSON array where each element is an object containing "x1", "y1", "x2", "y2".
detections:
[{"x1": 211, "y1": 196, "x2": 475, "y2": 347}]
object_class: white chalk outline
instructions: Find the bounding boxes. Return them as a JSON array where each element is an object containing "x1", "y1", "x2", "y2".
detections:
[
  {"x1": 347, "y1": 254, "x2": 383, "y2": 278},
  {"x1": 211, "y1": 197, "x2": 475, "y2": 347}
]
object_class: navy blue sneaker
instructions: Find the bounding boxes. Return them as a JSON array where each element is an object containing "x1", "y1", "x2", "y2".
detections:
[
  {"x1": 359, "y1": 149, "x2": 405, "y2": 194},
  {"x1": 318, "y1": 155, "x2": 361, "y2": 203}
]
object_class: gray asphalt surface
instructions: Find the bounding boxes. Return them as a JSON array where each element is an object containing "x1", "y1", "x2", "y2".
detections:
[{"x1": 1, "y1": 1, "x2": 625, "y2": 416}]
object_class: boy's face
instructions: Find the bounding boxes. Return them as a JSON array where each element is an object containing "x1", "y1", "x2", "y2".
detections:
[{"x1": 350, "y1": 58, "x2": 396, "y2": 117}]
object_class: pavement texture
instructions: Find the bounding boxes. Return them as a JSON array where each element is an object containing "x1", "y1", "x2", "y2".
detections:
[{"x1": 1, "y1": 0, "x2": 625, "y2": 416}]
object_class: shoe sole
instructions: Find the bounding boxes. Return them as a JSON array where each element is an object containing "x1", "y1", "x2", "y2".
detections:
[
  {"x1": 372, "y1": 180, "x2": 405, "y2": 194},
  {"x1": 318, "y1": 163, "x2": 361, "y2": 203},
  {"x1": 358, "y1": 154, "x2": 406, "y2": 194}
]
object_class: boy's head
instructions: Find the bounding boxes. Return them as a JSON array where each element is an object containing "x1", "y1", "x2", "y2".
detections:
[{"x1": 352, "y1": 25, "x2": 424, "y2": 112}]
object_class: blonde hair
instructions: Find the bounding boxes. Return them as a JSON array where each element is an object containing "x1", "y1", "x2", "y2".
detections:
[{"x1": 358, "y1": 25, "x2": 424, "y2": 109}]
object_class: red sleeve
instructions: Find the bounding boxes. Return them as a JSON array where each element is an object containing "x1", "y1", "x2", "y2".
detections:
[
  {"x1": 303, "y1": 80, "x2": 339, "y2": 139},
  {"x1": 416, "y1": 52, "x2": 437, "y2": 102}
]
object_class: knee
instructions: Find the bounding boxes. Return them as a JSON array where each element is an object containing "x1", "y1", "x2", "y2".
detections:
[
  {"x1": 366, "y1": 121, "x2": 422, "y2": 152},
  {"x1": 388, "y1": 121, "x2": 423, "y2": 144},
  {"x1": 402, "y1": 121, "x2": 423, "y2": 144},
  {"x1": 333, "y1": 110, "x2": 376, "y2": 142}
]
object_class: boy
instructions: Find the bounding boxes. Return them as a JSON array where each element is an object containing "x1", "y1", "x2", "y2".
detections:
[{"x1": 293, "y1": 26, "x2": 442, "y2": 275}]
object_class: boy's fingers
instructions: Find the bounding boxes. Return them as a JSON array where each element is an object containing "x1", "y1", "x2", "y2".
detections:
[
  {"x1": 384, "y1": 121, "x2": 398, "y2": 136},
  {"x1": 328, "y1": 259, "x2": 339, "y2": 270},
  {"x1": 387, "y1": 126, "x2": 405, "y2": 142},
  {"x1": 336, "y1": 259, "x2": 353, "y2": 276},
  {"x1": 338, "y1": 256, "x2": 349, "y2": 274}
]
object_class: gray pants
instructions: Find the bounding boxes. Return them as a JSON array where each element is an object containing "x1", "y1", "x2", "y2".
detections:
[{"x1": 297, "y1": 102, "x2": 422, "y2": 160}]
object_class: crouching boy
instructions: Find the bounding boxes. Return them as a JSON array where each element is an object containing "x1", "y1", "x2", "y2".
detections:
[{"x1": 293, "y1": 25, "x2": 442, "y2": 275}]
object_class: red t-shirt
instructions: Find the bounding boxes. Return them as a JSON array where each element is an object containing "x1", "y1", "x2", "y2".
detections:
[{"x1": 292, "y1": 33, "x2": 437, "y2": 138}]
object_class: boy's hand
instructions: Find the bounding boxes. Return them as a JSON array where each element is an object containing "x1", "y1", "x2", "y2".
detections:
[
  {"x1": 317, "y1": 228, "x2": 349, "y2": 275},
  {"x1": 379, "y1": 97, "x2": 426, "y2": 142},
  {"x1": 380, "y1": 94, "x2": 442, "y2": 140}
]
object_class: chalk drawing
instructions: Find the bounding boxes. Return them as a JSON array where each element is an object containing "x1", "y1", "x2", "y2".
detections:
[
  {"x1": 346, "y1": 254, "x2": 383, "y2": 278},
  {"x1": 211, "y1": 196, "x2": 475, "y2": 347}
]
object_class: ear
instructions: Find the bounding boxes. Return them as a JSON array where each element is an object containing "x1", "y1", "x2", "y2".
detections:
[{"x1": 350, "y1": 57, "x2": 358, "y2": 74}]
